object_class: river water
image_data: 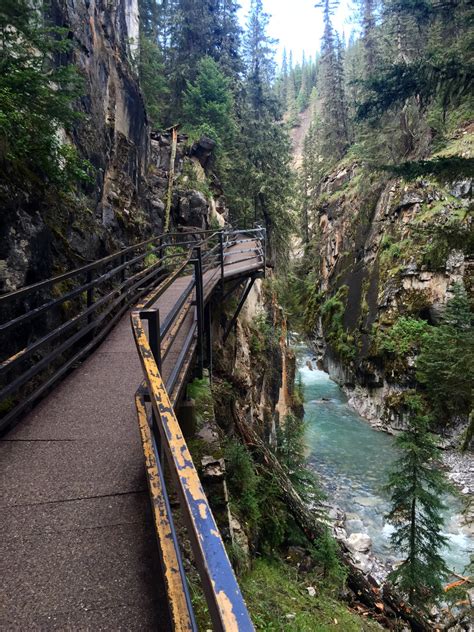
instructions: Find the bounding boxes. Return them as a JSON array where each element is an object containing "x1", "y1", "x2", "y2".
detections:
[{"x1": 297, "y1": 349, "x2": 472, "y2": 574}]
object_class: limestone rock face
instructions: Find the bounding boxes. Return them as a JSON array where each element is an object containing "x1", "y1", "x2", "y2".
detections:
[{"x1": 311, "y1": 129, "x2": 473, "y2": 434}]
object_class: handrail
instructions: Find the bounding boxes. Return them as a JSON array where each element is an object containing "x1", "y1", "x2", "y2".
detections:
[
  {"x1": 0, "y1": 228, "x2": 227, "y2": 432},
  {"x1": 1, "y1": 223, "x2": 266, "y2": 628},
  {"x1": 130, "y1": 228, "x2": 266, "y2": 631}
]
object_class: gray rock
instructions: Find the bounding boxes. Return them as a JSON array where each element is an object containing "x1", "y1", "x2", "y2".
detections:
[
  {"x1": 345, "y1": 519, "x2": 364, "y2": 534},
  {"x1": 450, "y1": 179, "x2": 472, "y2": 198},
  {"x1": 398, "y1": 192, "x2": 423, "y2": 208},
  {"x1": 345, "y1": 532, "x2": 372, "y2": 553}
]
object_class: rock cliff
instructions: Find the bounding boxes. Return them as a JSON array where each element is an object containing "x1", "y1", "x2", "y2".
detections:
[
  {"x1": 0, "y1": 1, "x2": 226, "y2": 293},
  {"x1": 309, "y1": 124, "x2": 473, "y2": 436}
]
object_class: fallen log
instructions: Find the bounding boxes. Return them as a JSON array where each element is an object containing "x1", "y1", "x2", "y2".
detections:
[{"x1": 233, "y1": 409, "x2": 434, "y2": 631}]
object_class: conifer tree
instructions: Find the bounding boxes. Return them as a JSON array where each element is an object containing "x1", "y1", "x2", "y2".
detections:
[
  {"x1": 229, "y1": 0, "x2": 294, "y2": 262},
  {"x1": 137, "y1": 0, "x2": 170, "y2": 128},
  {"x1": 316, "y1": 0, "x2": 349, "y2": 161},
  {"x1": 417, "y1": 284, "x2": 473, "y2": 427},
  {"x1": 182, "y1": 55, "x2": 235, "y2": 155},
  {"x1": 385, "y1": 395, "x2": 450, "y2": 609},
  {"x1": 278, "y1": 48, "x2": 289, "y2": 105},
  {"x1": 361, "y1": 0, "x2": 378, "y2": 72}
]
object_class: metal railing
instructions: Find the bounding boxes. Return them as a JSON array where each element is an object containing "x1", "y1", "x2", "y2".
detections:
[
  {"x1": 0, "y1": 224, "x2": 266, "y2": 630},
  {"x1": 130, "y1": 227, "x2": 265, "y2": 631},
  {"x1": 0, "y1": 227, "x2": 264, "y2": 433}
]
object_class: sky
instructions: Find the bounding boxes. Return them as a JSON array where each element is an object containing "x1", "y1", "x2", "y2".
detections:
[{"x1": 238, "y1": 0, "x2": 357, "y2": 64}]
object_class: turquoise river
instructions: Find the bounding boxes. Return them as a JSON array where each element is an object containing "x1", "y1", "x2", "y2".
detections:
[{"x1": 298, "y1": 348, "x2": 472, "y2": 574}]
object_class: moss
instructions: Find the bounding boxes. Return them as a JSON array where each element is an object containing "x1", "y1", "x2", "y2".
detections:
[
  {"x1": 241, "y1": 558, "x2": 381, "y2": 631},
  {"x1": 176, "y1": 158, "x2": 212, "y2": 199},
  {"x1": 320, "y1": 286, "x2": 356, "y2": 362},
  {"x1": 187, "y1": 376, "x2": 214, "y2": 426}
]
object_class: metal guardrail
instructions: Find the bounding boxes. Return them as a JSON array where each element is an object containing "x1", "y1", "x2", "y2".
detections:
[
  {"x1": 0, "y1": 224, "x2": 266, "y2": 630},
  {"x1": 0, "y1": 227, "x2": 263, "y2": 433},
  {"x1": 130, "y1": 227, "x2": 265, "y2": 631}
]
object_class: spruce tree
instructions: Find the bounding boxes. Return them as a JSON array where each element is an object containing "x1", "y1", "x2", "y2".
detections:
[
  {"x1": 182, "y1": 55, "x2": 235, "y2": 156},
  {"x1": 417, "y1": 284, "x2": 473, "y2": 427},
  {"x1": 316, "y1": 0, "x2": 349, "y2": 161},
  {"x1": 385, "y1": 395, "x2": 450, "y2": 609}
]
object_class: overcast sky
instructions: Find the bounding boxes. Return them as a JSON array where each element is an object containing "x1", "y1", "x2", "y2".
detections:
[{"x1": 238, "y1": 0, "x2": 357, "y2": 64}]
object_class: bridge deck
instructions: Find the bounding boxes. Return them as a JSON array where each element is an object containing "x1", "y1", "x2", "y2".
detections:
[{"x1": 0, "y1": 239, "x2": 261, "y2": 629}]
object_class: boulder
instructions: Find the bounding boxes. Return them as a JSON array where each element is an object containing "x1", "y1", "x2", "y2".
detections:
[{"x1": 344, "y1": 532, "x2": 372, "y2": 554}]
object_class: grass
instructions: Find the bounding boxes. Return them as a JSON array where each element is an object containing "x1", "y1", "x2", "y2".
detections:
[{"x1": 240, "y1": 558, "x2": 381, "y2": 631}]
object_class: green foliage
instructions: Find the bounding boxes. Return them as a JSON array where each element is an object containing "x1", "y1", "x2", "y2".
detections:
[
  {"x1": 310, "y1": 527, "x2": 347, "y2": 587},
  {"x1": 276, "y1": 413, "x2": 323, "y2": 505},
  {"x1": 320, "y1": 286, "x2": 356, "y2": 362},
  {"x1": 417, "y1": 283, "x2": 473, "y2": 426},
  {"x1": 224, "y1": 439, "x2": 261, "y2": 532},
  {"x1": 421, "y1": 221, "x2": 474, "y2": 271},
  {"x1": 137, "y1": 34, "x2": 169, "y2": 129},
  {"x1": 182, "y1": 56, "x2": 236, "y2": 157},
  {"x1": 225, "y1": 541, "x2": 248, "y2": 576},
  {"x1": 375, "y1": 317, "x2": 429, "y2": 356},
  {"x1": 240, "y1": 557, "x2": 379, "y2": 631},
  {"x1": 249, "y1": 312, "x2": 274, "y2": 355},
  {"x1": 385, "y1": 394, "x2": 450, "y2": 609},
  {"x1": 187, "y1": 377, "x2": 214, "y2": 425},
  {"x1": 144, "y1": 243, "x2": 159, "y2": 267},
  {"x1": 0, "y1": 0, "x2": 91, "y2": 192},
  {"x1": 381, "y1": 157, "x2": 474, "y2": 182}
]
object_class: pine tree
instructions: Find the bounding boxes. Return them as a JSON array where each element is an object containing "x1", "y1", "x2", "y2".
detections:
[
  {"x1": 417, "y1": 283, "x2": 473, "y2": 427},
  {"x1": 316, "y1": 0, "x2": 349, "y2": 161},
  {"x1": 385, "y1": 395, "x2": 450, "y2": 609},
  {"x1": 182, "y1": 55, "x2": 235, "y2": 154}
]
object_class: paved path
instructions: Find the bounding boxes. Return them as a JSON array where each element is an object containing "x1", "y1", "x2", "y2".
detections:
[
  {"x1": 0, "y1": 237, "x2": 262, "y2": 630},
  {"x1": 0, "y1": 316, "x2": 169, "y2": 630}
]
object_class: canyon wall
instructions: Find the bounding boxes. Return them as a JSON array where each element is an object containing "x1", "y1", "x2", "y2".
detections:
[
  {"x1": 0, "y1": 1, "x2": 226, "y2": 293},
  {"x1": 310, "y1": 124, "x2": 473, "y2": 438}
]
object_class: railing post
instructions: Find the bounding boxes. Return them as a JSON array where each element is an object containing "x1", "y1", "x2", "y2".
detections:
[
  {"x1": 262, "y1": 228, "x2": 267, "y2": 277},
  {"x1": 141, "y1": 308, "x2": 163, "y2": 463},
  {"x1": 204, "y1": 303, "x2": 212, "y2": 381},
  {"x1": 194, "y1": 247, "x2": 204, "y2": 380},
  {"x1": 120, "y1": 253, "x2": 126, "y2": 284},
  {"x1": 86, "y1": 270, "x2": 94, "y2": 325},
  {"x1": 219, "y1": 231, "x2": 225, "y2": 289},
  {"x1": 141, "y1": 308, "x2": 162, "y2": 374},
  {"x1": 159, "y1": 236, "x2": 167, "y2": 263}
]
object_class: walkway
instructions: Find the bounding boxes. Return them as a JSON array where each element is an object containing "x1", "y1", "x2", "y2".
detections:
[{"x1": 0, "y1": 235, "x2": 263, "y2": 629}]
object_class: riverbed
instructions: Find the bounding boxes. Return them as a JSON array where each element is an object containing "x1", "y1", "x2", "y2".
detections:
[{"x1": 298, "y1": 350, "x2": 472, "y2": 575}]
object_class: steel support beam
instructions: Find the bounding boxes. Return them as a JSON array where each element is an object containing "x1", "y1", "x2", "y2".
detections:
[{"x1": 223, "y1": 276, "x2": 256, "y2": 343}]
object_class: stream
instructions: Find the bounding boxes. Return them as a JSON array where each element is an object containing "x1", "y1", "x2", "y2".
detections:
[{"x1": 297, "y1": 348, "x2": 472, "y2": 575}]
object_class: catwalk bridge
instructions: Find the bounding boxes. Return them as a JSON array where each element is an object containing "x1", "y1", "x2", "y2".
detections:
[{"x1": 0, "y1": 227, "x2": 265, "y2": 631}]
